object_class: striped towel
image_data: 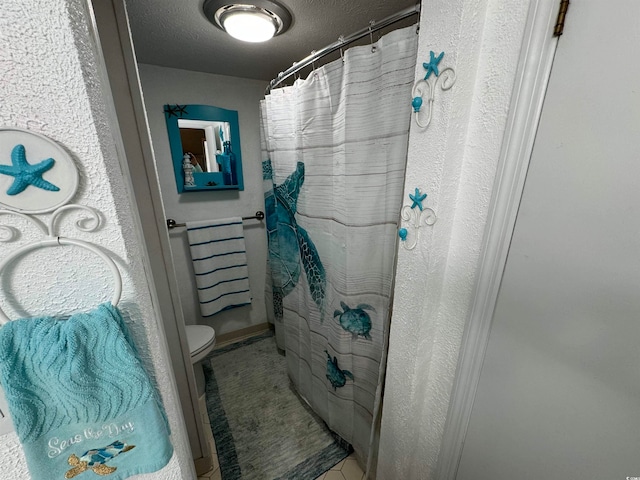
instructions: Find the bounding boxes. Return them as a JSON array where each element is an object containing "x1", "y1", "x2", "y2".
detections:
[{"x1": 186, "y1": 218, "x2": 252, "y2": 317}]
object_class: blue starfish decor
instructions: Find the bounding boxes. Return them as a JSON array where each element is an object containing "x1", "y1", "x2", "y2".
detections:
[
  {"x1": 412, "y1": 50, "x2": 456, "y2": 129},
  {"x1": 0, "y1": 144, "x2": 60, "y2": 196},
  {"x1": 409, "y1": 187, "x2": 427, "y2": 211},
  {"x1": 423, "y1": 51, "x2": 444, "y2": 80},
  {"x1": 399, "y1": 187, "x2": 437, "y2": 250}
]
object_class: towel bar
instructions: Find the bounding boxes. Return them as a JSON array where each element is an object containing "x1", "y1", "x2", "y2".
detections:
[
  {"x1": 0, "y1": 237, "x2": 123, "y2": 324},
  {"x1": 166, "y1": 211, "x2": 265, "y2": 230}
]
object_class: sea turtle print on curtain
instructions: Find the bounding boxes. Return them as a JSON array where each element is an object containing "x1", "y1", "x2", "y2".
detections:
[
  {"x1": 333, "y1": 301, "x2": 375, "y2": 339},
  {"x1": 324, "y1": 351, "x2": 354, "y2": 390},
  {"x1": 263, "y1": 160, "x2": 326, "y2": 320}
]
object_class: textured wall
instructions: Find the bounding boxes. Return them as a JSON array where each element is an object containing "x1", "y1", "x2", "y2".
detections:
[
  {"x1": 378, "y1": 0, "x2": 531, "y2": 477},
  {"x1": 0, "y1": 1, "x2": 192, "y2": 478},
  {"x1": 137, "y1": 64, "x2": 268, "y2": 337}
]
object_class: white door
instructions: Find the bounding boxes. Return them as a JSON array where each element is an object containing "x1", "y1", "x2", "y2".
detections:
[{"x1": 456, "y1": 2, "x2": 640, "y2": 479}]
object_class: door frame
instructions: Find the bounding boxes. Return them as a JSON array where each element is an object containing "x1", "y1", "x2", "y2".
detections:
[
  {"x1": 83, "y1": 0, "x2": 210, "y2": 472},
  {"x1": 435, "y1": 1, "x2": 562, "y2": 478}
]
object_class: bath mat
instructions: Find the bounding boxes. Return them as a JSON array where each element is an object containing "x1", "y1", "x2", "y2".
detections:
[{"x1": 203, "y1": 331, "x2": 350, "y2": 480}]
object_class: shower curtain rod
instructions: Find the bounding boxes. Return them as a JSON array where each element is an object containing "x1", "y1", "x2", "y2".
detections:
[{"x1": 266, "y1": 3, "x2": 421, "y2": 93}]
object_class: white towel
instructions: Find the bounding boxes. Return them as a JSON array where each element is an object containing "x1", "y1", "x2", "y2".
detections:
[{"x1": 186, "y1": 217, "x2": 252, "y2": 317}]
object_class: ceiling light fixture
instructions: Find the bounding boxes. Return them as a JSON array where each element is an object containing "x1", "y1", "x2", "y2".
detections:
[{"x1": 203, "y1": 0, "x2": 292, "y2": 43}]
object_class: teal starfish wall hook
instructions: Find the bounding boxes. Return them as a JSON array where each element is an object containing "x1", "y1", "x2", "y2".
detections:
[
  {"x1": 412, "y1": 50, "x2": 456, "y2": 129},
  {"x1": 423, "y1": 51, "x2": 444, "y2": 80},
  {"x1": 400, "y1": 187, "x2": 437, "y2": 250},
  {"x1": 0, "y1": 144, "x2": 60, "y2": 196},
  {"x1": 409, "y1": 187, "x2": 427, "y2": 211}
]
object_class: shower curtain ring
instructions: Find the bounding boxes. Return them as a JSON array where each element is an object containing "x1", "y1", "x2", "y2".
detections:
[
  {"x1": 339, "y1": 36, "x2": 345, "y2": 62},
  {"x1": 369, "y1": 21, "x2": 376, "y2": 53},
  {"x1": 311, "y1": 51, "x2": 317, "y2": 78},
  {"x1": 293, "y1": 62, "x2": 299, "y2": 81}
]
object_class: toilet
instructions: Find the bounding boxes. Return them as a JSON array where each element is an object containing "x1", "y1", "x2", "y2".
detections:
[
  {"x1": 185, "y1": 325, "x2": 217, "y2": 475},
  {"x1": 185, "y1": 324, "x2": 216, "y2": 398}
]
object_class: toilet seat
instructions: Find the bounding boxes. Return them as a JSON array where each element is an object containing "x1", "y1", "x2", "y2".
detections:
[{"x1": 186, "y1": 325, "x2": 216, "y2": 364}]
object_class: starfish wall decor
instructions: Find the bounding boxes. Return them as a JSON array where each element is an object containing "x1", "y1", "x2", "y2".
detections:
[
  {"x1": 398, "y1": 187, "x2": 436, "y2": 251},
  {"x1": 163, "y1": 104, "x2": 188, "y2": 118},
  {"x1": 411, "y1": 50, "x2": 456, "y2": 129},
  {"x1": 423, "y1": 51, "x2": 444, "y2": 80},
  {"x1": 409, "y1": 187, "x2": 427, "y2": 211},
  {"x1": 0, "y1": 144, "x2": 60, "y2": 196},
  {"x1": 0, "y1": 127, "x2": 80, "y2": 214}
]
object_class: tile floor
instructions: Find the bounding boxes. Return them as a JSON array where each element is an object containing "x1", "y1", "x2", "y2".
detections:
[
  {"x1": 196, "y1": 395, "x2": 364, "y2": 480},
  {"x1": 313, "y1": 455, "x2": 365, "y2": 480}
]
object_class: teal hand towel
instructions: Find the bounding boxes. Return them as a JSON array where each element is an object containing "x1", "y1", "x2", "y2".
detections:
[{"x1": 0, "y1": 303, "x2": 173, "y2": 480}]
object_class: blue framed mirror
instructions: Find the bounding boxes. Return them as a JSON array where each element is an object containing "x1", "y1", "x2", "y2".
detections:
[{"x1": 164, "y1": 104, "x2": 244, "y2": 192}]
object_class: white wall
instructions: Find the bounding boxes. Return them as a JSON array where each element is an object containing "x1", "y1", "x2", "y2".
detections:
[
  {"x1": 137, "y1": 64, "x2": 268, "y2": 336},
  {"x1": 378, "y1": 0, "x2": 532, "y2": 477},
  {"x1": 0, "y1": 1, "x2": 192, "y2": 478}
]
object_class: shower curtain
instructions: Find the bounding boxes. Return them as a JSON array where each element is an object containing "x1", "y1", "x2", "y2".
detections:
[{"x1": 260, "y1": 26, "x2": 418, "y2": 469}]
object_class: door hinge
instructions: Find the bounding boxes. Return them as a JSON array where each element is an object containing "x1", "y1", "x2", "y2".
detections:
[{"x1": 554, "y1": 0, "x2": 570, "y2": 36}]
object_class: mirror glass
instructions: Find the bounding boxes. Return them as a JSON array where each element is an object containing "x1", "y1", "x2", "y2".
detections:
[
  {"x1": 178, "y1": 119, "x2": 230, "y2": 173},
  {"x1": 165, "y1": 104, "x2": 244, "y2": 192}
]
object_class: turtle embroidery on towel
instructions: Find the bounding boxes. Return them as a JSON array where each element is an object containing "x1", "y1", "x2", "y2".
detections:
[
  {"x1": 64, "y1": 440, "x2": 135, "y2": 478},
  {"x1": 333, "y1": 301, "x2": 375, "y2": 339},
  {"x1": 264, "y1": 160, "x2": 326, "y2": 320},
  {"x1": 325, "y1": 350, "x2": 354, "y2": 390}
]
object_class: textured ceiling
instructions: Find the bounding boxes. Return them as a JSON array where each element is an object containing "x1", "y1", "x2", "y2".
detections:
[{"x1": 125, "y1": 0, "x2": 419, "y2": 84}]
